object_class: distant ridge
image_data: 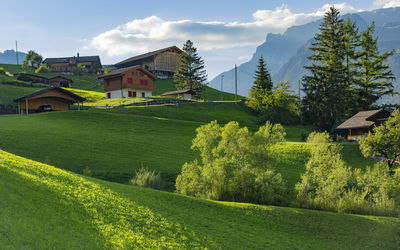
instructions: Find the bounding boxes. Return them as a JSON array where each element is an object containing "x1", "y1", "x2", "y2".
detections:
[{"x1": 0, "y1": 49, "x2": 26, "y2": 65}]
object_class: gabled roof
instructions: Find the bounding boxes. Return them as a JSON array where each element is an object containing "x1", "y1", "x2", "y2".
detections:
[
  {"x1": 335, "y1": 109, "x2": 391, "y2": 130},
  {"x1": 14, "y1": 87, "x2": 86, "y2": 102},
  {"x1": 43, "y1": 56, "x2": 101, "y2": 64},
  {"x1": 98, "y1": 65, "x2": 158, "y2": 80},
  {"x1": 114, "y1": 46, "x2": 182, "y2": 66},
  {"x1": 13, "y1": 73, "x2": 48, "y2": 80},
  {"x1": 161, "y1": 89, "x2": 195, "y2": 96},
  {"x1": 49, "y1": 75, "x2": 73, "y2": 82}
]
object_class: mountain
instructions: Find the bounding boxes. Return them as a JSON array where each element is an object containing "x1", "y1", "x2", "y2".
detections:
[
  {"x1": 0, "y1": 49, "x2": 26, "y2": 64},
  {"x1": 209, "y1": 7, "x2": 400, "y2": 104}
]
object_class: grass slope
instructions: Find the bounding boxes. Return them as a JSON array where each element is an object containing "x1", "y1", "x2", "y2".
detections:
[
  {"x1": 1, "y1": 149, "x2": 399, "y2": 249},
  {"x1": 0, "y1": 84, "x2": 42, "y2": 105},
  {"x1": 153, "y1": 78, "x2": 242, "y2": 101},
  {"x1": 0, "y1": 103, "x2": 374, "y2": 192}
]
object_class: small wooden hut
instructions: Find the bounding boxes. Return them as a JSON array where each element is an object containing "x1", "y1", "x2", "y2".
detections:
[
  {"x1": 335, "y1": 108, "x2": 393, "y2": 141},
  {"x1": 161, "y1": 89, "x2": 195, "y2": 99},
  {"x1": 49, "y1": 76, "x2": 73, "y2": 88},
  {"x1": 14, "y1": 87, "x2": 86, "y2": 114}
]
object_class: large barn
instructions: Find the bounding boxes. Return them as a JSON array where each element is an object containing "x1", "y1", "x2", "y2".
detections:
[
  {"x1": 99, "y1": 65, "x2": 157, "y2": 99},
  {"x1": 114, "y1": 46, "x2": 182, "y2": 79}
]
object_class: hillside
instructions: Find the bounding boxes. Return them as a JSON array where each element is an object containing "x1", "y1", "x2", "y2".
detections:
[
  {"x1": 1, "y1": 149, "x2": 398, "y2": 248},
  {"x1": 0, "y1": 104, "x2": 373, "y2": 192},
  {"x1": 209, "y1": 7, "x2": 400, "y2": 105}
]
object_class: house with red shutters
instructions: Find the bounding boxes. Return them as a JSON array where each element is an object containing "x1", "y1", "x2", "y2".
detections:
[{"x1": 99, "y1": 65, "x2": 157, "y2": 99}]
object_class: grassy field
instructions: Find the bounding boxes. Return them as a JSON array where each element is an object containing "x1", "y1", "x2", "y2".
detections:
[
  {"x1": 153, "y1": 78, "x2": 242, "y2": 101},
  {"x1": 0, "y1": 84, "x2": 42, "y2": 105},
  {"x1": 0, "y1": 103, "x2": 375, "y2": 193},
  {"x1": 1, "y1": 149, "x2": 398, "y2": 249}
]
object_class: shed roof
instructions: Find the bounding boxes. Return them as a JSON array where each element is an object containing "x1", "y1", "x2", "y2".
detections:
[
  {"x1": 335, "y1": 109, "x2": 388, "y2": 130},
  {"x1": 43, "y1": 56, "x2": 101, "y2": 64},
  {"x1": 161, "y1": 89, "x2": 195, "y2": 96},
  {"x1": 98, "y1": 65, "x2": 157, "y2": 80},
  {"x1": 49, "y1": 76, "x2": 73, "y2": 82},
  {"x1": 14, "y1": 87, "x2": 86, "y2": 102},
  {"x1": 115, "y1": 46, "x2": 182, "y2": 66}
]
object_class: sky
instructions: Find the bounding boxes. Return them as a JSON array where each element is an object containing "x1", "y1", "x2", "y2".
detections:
[{"x1": 2, "y1": 0, "x2": 400, "y2": 79}]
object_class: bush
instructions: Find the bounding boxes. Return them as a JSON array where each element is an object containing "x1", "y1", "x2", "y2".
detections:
[
  {"x1": 295, "y1": 132, "x2": 399, "y2": 216},
  {"x1": 35, "y1": 65, "x2": 50, "y2": 74},
  {"x1": 176, "y1": 121, "x2": 287, "y2": 205},
  {"x1": 82, "y1": 167, "x2": 93, "y2": 177},
  {"x1": 73, "y1": 64, "x2": 89, "y2": 75},
  {"x1": 336, "y1": 135, "x2": 346, "y2": 142},
  {"x1": 0, "y1": 67, "x2": 6, "y2": 75},
  {"x1": 130, "y1": 168, "x2": 165, "y2": 190}
]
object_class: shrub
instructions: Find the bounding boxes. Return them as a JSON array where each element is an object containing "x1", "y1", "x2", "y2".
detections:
[
  {"x1": 130, "y1": 168, "x2": 165, "y2": 190},
  {"x1": 35, "y1": 65, "x2": 50, "y2": 74},
  {"x1": 336, "y1": 135, "x2": 346, "y2": 142},
  {"x1": 258, "y1": 106, "x2": 301, "y2": 125},
  {"x1": 295, "y1": 132, "x2": 399, "y2": 216},
  {"x1": 82, "y1": 167, "x2": 93, "y2": 177},
  {"x1": 0, "y1": 67, "x2": 6, "y2": 75},
  {"x1": 176, "y1": 121, "x2": 287, "y2": 205},
  {"x1": 73, "y1": 64, "x2": 89, "y2": 75}
]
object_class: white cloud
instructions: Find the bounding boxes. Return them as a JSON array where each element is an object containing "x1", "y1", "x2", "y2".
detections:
[
  {"x1": 374, "y1": 0, "x2": 400, "y2": 8},
  {"x1": 86, "y1": 3, "x2": 361, "y2": 57}
]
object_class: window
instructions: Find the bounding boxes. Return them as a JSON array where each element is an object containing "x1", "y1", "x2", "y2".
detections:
[
  {"x1": 128, "y1": 91, "x2": 133, "y2": 97},
  {"x1": 127, "y1": 77, "x2": 133, "y2": 84},
  {"x1": 144, "y1": 80, "x2": 148, "y2": 85},
  {"x1": 106, "y1": 79, "x2": 110, "y2": 86},
  {"x1": 140, "y1": 72, "x2": 144, "y2": 77},
  {"x1": 133, "y1": 92, "x2": 137, "y2": 97},
  {"x1": 142, "y1": 92, "x2": 145, "y2": 98},
  {"x1": 132, "y1": 72, "x2": 135, "y2": 76},
  {"x1": 107, "y1": 93, "x2": 111, "y2": 99}
]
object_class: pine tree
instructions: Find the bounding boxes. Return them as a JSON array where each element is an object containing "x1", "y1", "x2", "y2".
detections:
[
  {"x1": 253, "y1": 56, "x2": 273, "y2": 91},
  {"x1": 174, "y1": 40, "x2": 207, "y2": 98},
  {"x1": 302, "y1": 7, "x2": 348, "y2": 131},
  {"x1": 342, "y1": 18, "x2": 361, "y2": 114},
  {"x1": 355, "y1": 22, "x2": 396, "y2": 110}
]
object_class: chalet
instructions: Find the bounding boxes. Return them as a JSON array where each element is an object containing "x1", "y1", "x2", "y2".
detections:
[
  {"x1": 114, "y1": 46, "x2": 182, "y2": 79},
  {"x1": 161, "y1": 89, "x2": 195, "y2": 99},
  {"x1": 335, "y1": 108, "x2": 393, "y2": 141},
  {"x1": 43, "y1": 54, "x2": 102, "y2": 74},
  {"x1": 99, "y1": 65, "x2": 157, "y2": 99},
  {"x1": 48, "y1": 76, "x2": 73, "y2": 88},
  {"x1": 13, "y1": 73, "x2": 48, "y2": 84},
  {"x1": 14, "y1": 87, "x2": 86, "y2": 114}
]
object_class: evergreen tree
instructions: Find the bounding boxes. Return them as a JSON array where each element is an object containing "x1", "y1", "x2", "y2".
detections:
[
  {"x1": 355, "y1": 22, "x2": 396, "y2": 110},
  {"x1": 174, "y1": 40, "x2": 207, "y2": 98},
  {"x1": 302, "y1": 7, "x2": 348, "y2": 131},
  {"x1": 342, "y1": 18, "x2": 361, "y2": 113},
  {"x1": 253, "y1": 56, "x2": 273, "y2": 91}
]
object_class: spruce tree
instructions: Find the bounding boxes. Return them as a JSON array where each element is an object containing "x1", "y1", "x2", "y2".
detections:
[
  {"x1": 355, "y1": 22, "x2": 396, "y2": 110},
  {"x1": 253, "y1": 56, "x2": 273, "y2": 91},
  {"x1": 174, "y1": 40, "x2": 207, "y2": 98},
  {"x1": 302, "y1": 7, "x2": 348, "y2": 131}
]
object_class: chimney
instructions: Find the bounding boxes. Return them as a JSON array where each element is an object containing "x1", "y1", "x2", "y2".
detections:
[{"x1": 77, "y1": 52, "x2": 80, "y2": 58}]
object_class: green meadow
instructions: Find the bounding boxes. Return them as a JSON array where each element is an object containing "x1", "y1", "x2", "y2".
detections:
[
  {"x1": 0, "y1": 102, "x2": 375, "y2": 192},
  {"x1": 1, "y1": 149, "x2": 399, "y2": 249}
]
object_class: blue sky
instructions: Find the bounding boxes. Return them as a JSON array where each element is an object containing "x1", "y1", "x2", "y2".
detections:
[{"x1": 2, "y1": 0, "x2": 399, "y2": 79}]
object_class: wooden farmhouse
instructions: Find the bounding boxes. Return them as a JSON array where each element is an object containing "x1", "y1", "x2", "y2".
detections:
[
  {"x1": 161, "y1": 89, "x2": 195, "y2": 99},
  {"x1": 99, "y1": 65, "x2": 157, "y2": 99},
  {"x1": 48, "y1": 76, "x2": 73, "y2": 88},
  {"x1": 335, "y1": 108, "x2": 393, "y2": 141},
  {"x1": 14, "y1": 73, "x2": 49, "y2": 84},
  {"x1": 43, "y1": 54, "x2": 102, "y2": 74},
  {"x1": 114, "y1": 46, "x2": 182, "y2": 79},
  {"x1": 14, "y1": 87, "x2": 86, "y2": 114}
]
